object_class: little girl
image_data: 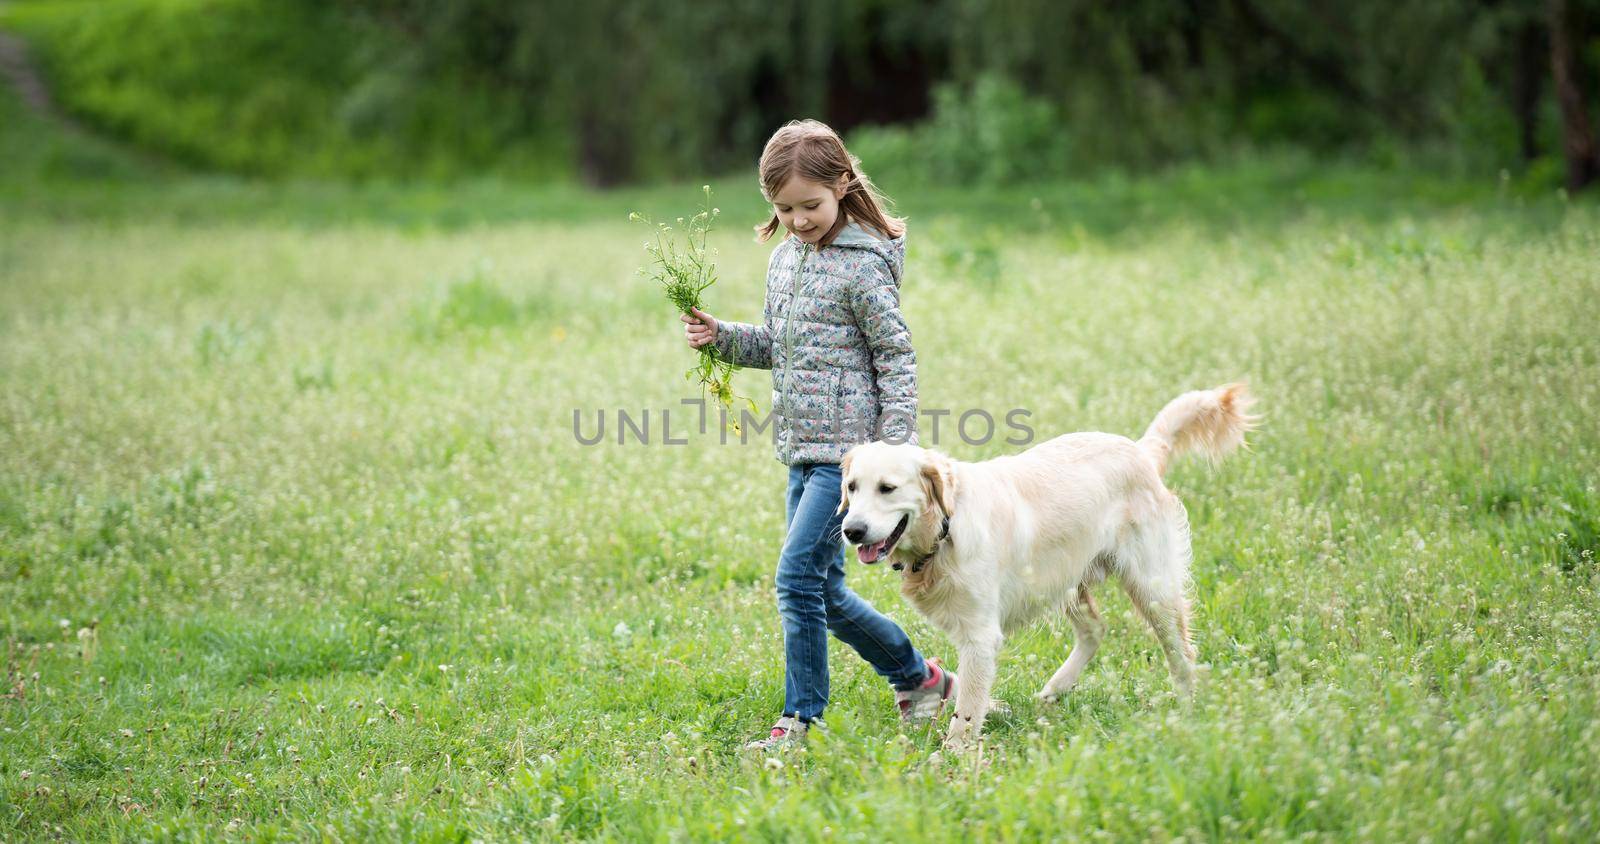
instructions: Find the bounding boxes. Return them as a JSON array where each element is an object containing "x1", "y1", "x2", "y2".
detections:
[{"x1": 680, "y1": 119, "x2": 955, "y2": 750}]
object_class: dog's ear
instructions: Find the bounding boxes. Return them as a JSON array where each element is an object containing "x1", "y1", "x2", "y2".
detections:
[
  {"x1": 835, "y1": 449, "x2": 855, "y2": 516},
  {"x1": 920, "y1": 450, "x2": 956, "y2": 515}
]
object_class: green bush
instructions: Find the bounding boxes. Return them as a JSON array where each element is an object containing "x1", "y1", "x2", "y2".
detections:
[
  {"x1": 851, "y1": 74, "x2": 1074, "y2": 188},
  {"x1": 3, "y1": 0, "x2": 569, "y2": 180}
]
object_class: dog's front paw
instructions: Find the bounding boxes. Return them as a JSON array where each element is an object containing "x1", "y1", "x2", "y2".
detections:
[
  {"x1": 943, "y1": 714, "x2": 980, "y2": 751},
  {"x1": 1033, "y1": 687, "x2": 1062, "y2": 705}
]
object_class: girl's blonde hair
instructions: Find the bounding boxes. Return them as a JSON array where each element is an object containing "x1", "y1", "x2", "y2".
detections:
[{"x1": 755, "y1": 119, "x2": 905, "y2": 246}]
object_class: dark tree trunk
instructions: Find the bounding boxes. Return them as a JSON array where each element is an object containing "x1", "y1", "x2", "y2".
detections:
[
  {"x1": 822, "y1": 7, "x2": 947, "y2": 135},
  {"x1": 575, "y1": 106, "x2": 633, "y2": 189},
  {"x1": 1549, "y1": 0, "x2": 1599, "y2": 191},
  {"x1": 1511, "y1": 20, "x2": 1544, "y2": 162}
]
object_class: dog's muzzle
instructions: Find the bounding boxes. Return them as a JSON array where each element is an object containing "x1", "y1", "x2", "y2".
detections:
[{"x1": 855, "y1": 514, "x2": 909, "y2": 564}]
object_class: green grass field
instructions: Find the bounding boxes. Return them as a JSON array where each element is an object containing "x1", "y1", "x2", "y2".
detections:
[{"x1": 3, "y1": 84, "x2": 1599, "y2": 840}]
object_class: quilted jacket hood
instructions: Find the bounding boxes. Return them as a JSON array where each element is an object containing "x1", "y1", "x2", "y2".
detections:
[{"x1": 823, "y1": 221, "x2": 905, "y2": 282}]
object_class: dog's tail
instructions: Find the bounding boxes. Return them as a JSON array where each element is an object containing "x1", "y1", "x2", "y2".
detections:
[{"x1": 1138, "y1": 383, "x2": 1259, "y2": 477}]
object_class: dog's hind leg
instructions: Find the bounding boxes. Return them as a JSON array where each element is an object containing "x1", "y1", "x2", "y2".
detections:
[
  {"x1": 1035, "y1": 585, "x2": 1106, "y2": 703},
  {"x1": 1124, "y1": 583, "x2": 1196, "y2": 696},
  {"x1": 1118, "y1": 514, "x2": 1198, "y2": 696}
]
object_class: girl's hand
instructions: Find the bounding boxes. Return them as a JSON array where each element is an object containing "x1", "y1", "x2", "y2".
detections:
[{"x1": 681, "y1": 306, "x2": 718, "y2": 349}]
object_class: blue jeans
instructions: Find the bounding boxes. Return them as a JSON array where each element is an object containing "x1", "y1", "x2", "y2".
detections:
[{"x1": 777, "y1": 461, "x2": 930, "y2": 722}]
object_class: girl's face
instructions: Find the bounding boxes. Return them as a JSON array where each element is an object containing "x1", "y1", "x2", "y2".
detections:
[{"x1": 770, "y1": 174, "x2": 848, "y2": 245}]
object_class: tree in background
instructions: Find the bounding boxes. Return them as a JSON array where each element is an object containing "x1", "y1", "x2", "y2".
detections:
[
  {"x1": 1549, "y1": 0, "x2": 1599, "y2": 190},
  {"x1": 5, "y1": 0, "x2": 1599, "y2": 189}
]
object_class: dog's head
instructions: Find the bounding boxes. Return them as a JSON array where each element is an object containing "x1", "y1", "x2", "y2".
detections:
[{"x1": 837, "y1": 442, "x2": 956, "y2": 564}]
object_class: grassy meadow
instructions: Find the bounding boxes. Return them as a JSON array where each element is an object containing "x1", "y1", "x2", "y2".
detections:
[{"x1": 2, "y1": 85, "x2": 1599, "y2": 840}]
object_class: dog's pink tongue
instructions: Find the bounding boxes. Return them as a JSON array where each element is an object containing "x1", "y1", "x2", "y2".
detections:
[{"x1": 858, "y1": 540, "x2": 886, "y2": 562}]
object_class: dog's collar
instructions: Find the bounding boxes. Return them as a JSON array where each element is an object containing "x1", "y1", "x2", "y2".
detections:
[{"x1": 893, "y1": 512, "x2": 950, "y2": 574}]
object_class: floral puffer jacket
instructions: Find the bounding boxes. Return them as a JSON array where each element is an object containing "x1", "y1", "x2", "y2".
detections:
[{"x1": 713, "y1": 220, "x2": 919, "y2": 465}]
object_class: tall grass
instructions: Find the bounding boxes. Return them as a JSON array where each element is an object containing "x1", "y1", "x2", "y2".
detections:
[{"x1": 2, "y1": 110, "x2": 1597, "y2": 837}]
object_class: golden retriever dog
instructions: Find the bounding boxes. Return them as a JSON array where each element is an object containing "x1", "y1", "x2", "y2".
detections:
[{"x1": 838, "y1": 384, "x2": 1258, "y2": 749}]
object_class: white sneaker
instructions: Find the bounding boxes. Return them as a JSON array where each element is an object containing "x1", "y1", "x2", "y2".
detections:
[
  {"x1": 896, "y1": 659, "x2": 958, "y2": 724},
  {"x1": 742, "y1": 715, "x2": 809, "y2": 751}
]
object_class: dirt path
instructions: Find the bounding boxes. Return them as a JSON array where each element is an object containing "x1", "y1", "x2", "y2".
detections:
[
  {"x1": 0, "y1": 4, "x2": 63, "y2": 120},
  {"x1": 0, "y1": 4, "x2": 173, "y2": 171}
]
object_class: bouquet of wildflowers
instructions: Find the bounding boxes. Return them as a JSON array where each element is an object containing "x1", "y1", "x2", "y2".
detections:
[{"x1": 631, "y1": 186, "x2": 756, "y2": 431}]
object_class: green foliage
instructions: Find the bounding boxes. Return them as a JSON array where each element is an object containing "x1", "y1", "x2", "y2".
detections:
[
  {"x1": 852, "y1": 73, "x2": 1071, "y2": 186},
  {"x1": 7, "y1": 0, "x2": 347, "y2": 175},
  {"x1": 2, "y1": 0, "x2": 567, "y2": 179},
  {"x1": 0, "y1": 44, "x2": 156, "y2": 183},
  {"x1": 5, "y1": 0, "x2": 1597, "y2": 185}
]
